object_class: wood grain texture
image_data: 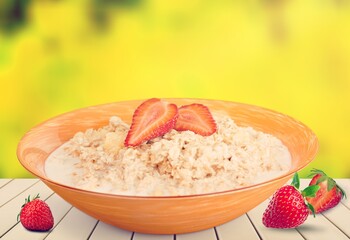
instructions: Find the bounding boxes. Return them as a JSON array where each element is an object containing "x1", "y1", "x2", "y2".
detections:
[
  {"x1": 44, "y1": 207, "x2": 97, "y2": 240},
  {"x1": 0, "y1": 179, "x2": 349, "y2": 239},
  {"x1": 177, "y1": 228, "x2": 216, "y2": 240},
  {"x1": 320, "y1": 204, "x2": 350, "y2": 239},
  {"x1": 297, "y1": 211, "x2": 350, "y2": 240},
  {"x1": 0, "y1": 179, "x2": 11, "y2": 188},
  {"x1": 0, "y1": 179, "x2": 38, "y2": 206},
  {"x1": 16, "y1": 99, "x2": 319, "y2": 234},
  {"x1": 133, "y1": 232, "x2": 173, "y2": 240},
  {"x1": 216, "y1": 214, "x2": 260, "y2": 240},
  {"x1": 89, "y1": 221, "x2": 133, "y2": 240},
  {"x1": 336, "y1": 179, "x2": 350, "y2": 209}
]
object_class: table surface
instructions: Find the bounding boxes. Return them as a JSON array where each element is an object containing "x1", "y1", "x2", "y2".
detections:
[{"x1": 0, "y1": 179, "x2": 349, "y2": 240}]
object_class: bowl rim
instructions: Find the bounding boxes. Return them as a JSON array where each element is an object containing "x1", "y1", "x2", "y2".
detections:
[{"x1": 17, "y1": 98, "x2": 319, "y2": 199}]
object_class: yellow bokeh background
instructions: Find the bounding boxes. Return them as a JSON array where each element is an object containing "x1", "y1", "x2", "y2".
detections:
[{"x1": 1, "y1": 0, "x2": 349, "y2": 178}]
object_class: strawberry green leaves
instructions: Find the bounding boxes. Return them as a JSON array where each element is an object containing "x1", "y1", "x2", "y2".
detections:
[
  {"x1": 306, "y1": 168, "x2": 347, "y2": 213},
  {"x1": 263, "y1": 173, "x2": 318, "y2": 228},
  {"x1": 292, "y1": 172, "x2": 320, "y2": 217},
  {"x1": 291, "y1": 172, "x2": 300, "y2": 189},
  {"x1": 263, "y1": 169, "x2": 347, "y2": 229},
  {"x1": 302, "y1": 185, "x2": 320, "y2": 198},
  {"x1": 301, "y1": 185, "x2": 320, "y2": 217}
]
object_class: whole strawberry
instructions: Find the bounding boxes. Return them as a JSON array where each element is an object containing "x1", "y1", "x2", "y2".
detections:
[
  {"x1": 18, "y1": 194, "x2": 54, "y2": 232},
  {"x1": 262, "y1": 173, "x2": 319, "y2": 228},
  {"x1": 306, "y1": 169, "x2": 346, "y2": 213}
]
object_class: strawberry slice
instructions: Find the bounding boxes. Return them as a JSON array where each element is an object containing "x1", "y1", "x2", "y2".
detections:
[
  {"x1": 305, "y1": 169, "x2": 346, "y2": 213},
  {"x1": 125, "y1": 98, "x2": 178, "y2": 147},
  {"x1": 174, "y1": 103, "x2": 217, "y2": 136}
]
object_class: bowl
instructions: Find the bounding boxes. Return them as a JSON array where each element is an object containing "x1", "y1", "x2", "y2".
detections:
[{"x1": 17, "y1": 98, "x2": 318, "y2": 234}]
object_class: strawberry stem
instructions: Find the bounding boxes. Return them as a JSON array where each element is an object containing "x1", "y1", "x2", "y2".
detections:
[
  {"x1": 308, "y1": 168, "x2": 326, "y2": 177},
  {"x1": 291, "y1": 172, "x2": 300, "y2": 189},
  {"x1": 33, "y1": 193, "x2": 40, "y2": 200},
  {"x1": 307, "y1": 202, "x2": 316, "y2": 217},
  {"x1": 17, "y1": 194, "x2": 41, "y2": 222}
]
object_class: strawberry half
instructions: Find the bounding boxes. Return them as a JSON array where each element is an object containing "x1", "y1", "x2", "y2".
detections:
[
  {"x1": 306, "y1": 169, "x2": 346, "y2": 213},
  {"x1": 263, "y1": 173, "x2": 319, "y2": 228},
  {"x1": 18, "y1": 194, "x2": 54, "y2": 232},
  {"x1": 125, "y1": 98, "x2": 178, "y2": 147},
  {"x1": 174, "y1": 103, "x2": 217, "y2": 136}
]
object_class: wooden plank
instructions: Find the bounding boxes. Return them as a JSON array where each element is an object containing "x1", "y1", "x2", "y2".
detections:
[
  {"x1": 0, "y1": 178, "x2": 347, "y2": 240},
  {"x1": 133, "y1": 232, "x2": 173, "y2": 240},
  {"x1": 2, "y1": 193, "x2": 72, "y2": 240},
  {"x1": 246, "y1": 198, "x2": 304, "y2": 240},
  {"x1": 45, "y1": 207, "x2": 98, "y2": 240},
  {"x1": 321, "y1": 202, "x2": 350, "y2": 238},
  {"x1": 0, "y1": 180, "x2": 53, "y2": 238},
  {"x1": 297, "y1": 210, "x2": 349, "y2": 240},
  {"x1": 216, "y1": 214, "x2": 260, "y2": 240},
  {"x1": 0, "y1": 179, "x2": 39, "y2": 207},
  {"x1": 0, "y1": 179, "x2": 11, "y2": 188},
  {"x1": 89, "y1": 221, "x2": 133, "y2": 240},
  {"x1": 176, "y1": 228, "x2": 216, "y2": 240}
]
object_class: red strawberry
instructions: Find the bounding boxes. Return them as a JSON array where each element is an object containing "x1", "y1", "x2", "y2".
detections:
[
  {"x1": 263, "y1": 173, "x2": 319, "y2": 228},
  {"x1": 18, "y1": 194, "x2": 54, "y2": 232},
  {"x1": 174, "y1": 103, "x2": 217, "y2": 136},
  {"x1": 306, "y1": 169, "x2": 346, "y2": 213},
  {"x1": 125, "y1": 98, "x2": 178, "y2": 146}
]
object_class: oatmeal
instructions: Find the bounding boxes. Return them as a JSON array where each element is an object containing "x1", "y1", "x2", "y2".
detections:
[{"x1": 45, "y1": 114, "x2": 291, "y2": 196}]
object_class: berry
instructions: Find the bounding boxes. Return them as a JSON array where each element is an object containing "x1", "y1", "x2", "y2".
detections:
[
  {"x1": 174, "y1": 103, "x2": 217, "y2": 136},
  {"x1": 262, "y1": 173, "x2": 319, "y2": 228},
  {"x1": 18, "y1": 194, "x2": 54, "y2": 232},
  {"x1": 306, "y1": 169, "x2": 346, "y2": 213},
  {"x1": 125, "y1": 98, "x2": 178, "y2": 146}
]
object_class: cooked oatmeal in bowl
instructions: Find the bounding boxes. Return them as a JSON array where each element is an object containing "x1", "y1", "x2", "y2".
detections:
[{"x1": 45, "y1": 109, "x2": 291, "y2": 196}]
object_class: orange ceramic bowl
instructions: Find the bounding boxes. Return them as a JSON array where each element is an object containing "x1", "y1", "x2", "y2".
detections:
[{"x1": 17, "y1": 99, "x2": 318, "y2": 234}]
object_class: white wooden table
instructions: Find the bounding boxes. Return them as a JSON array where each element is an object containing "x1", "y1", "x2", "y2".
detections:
[{"x1": 0, "y1": 179, "x2": 349, "y2": 240}]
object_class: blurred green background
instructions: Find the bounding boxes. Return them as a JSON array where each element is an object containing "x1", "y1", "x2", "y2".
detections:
[{"x1": 1, "y1": 0, "x2": 349, "y2": 178}]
